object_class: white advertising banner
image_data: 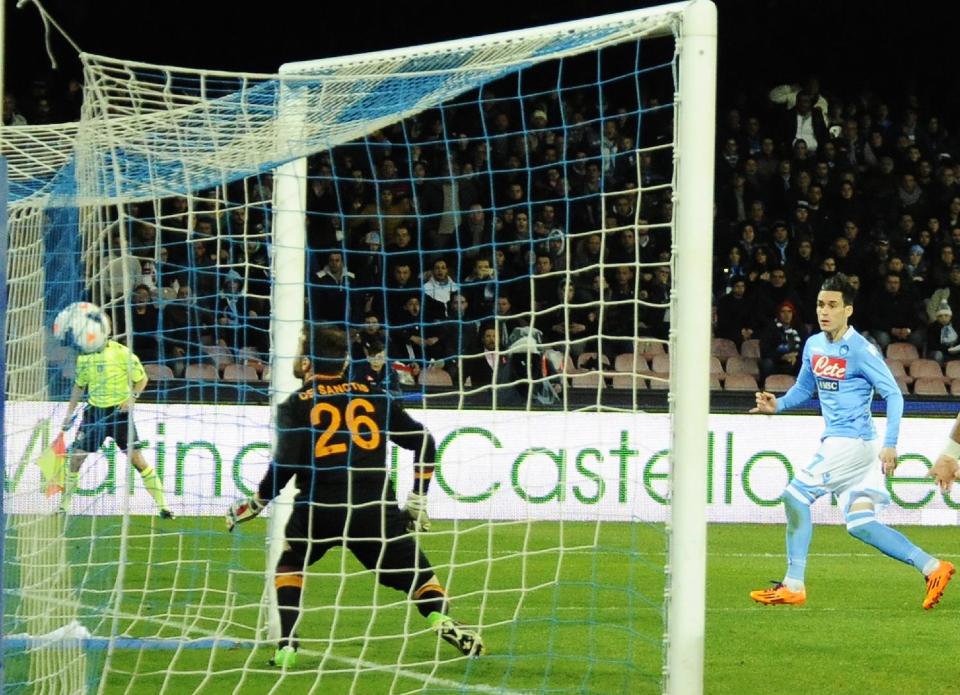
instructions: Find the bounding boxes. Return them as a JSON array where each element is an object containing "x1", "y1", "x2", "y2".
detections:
[{"x1": 3, "y1": 403, "x2": 958, "y2": 525}]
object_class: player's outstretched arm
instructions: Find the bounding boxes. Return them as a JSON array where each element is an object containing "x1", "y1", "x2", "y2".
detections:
[{"x1": 929, "y1": 413, "x2": 960, "y2": 492}]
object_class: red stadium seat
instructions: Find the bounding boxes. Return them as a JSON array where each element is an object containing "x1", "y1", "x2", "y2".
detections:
[
  {"x1": 223, "y1": 364, "x2": 259, "y2": 382},
  {"x1": 913, "y1": 377, "x2": 947, "y2": 396},
  {"x1": 711, "y1": 338, "x2": 739, "y2": 364},
  {"x1": 726, "y1": 356, "x2": 759, "y2": 376},
  {"x1": 571, "y1": 371, "x2": 604, "y2": 389},
  {"x1": 724, "y1": 374, "x2": 759, "y2": 391},
  {"x1": 946, "y1": 361, "x2": 960, "y2": 381},
  {"x1": 419, "y1": 367, "x2": 453, "y2": 387},
  {"x1": 144, "y1": 363, "x2": 175, "y2": 382},
  {"x1": 635, "y1": 340, "x2": 667, "y2": 360},
  {"x1": 886, "y1": 342, "x2": 919, "y2": 365},
  {"x1": 764, "y1": 374, "x2": 795, "y2": 391},
  {"x1": 651, "y1": 354, "x2": 670, "y2": 375},
  {"x1": 740, "y1": 339, "x2": 761, "y2": 359},
  {"x1": 909, "y1": 359, "x2": 945, "y2": 382},
  {"x1": 614, "y1": 353, "x2": 649, "y2": 374},
  {"x1": 612, "y1": 373, "x2": 646, "y2": 390},
  {"x1": 884, "y1": 358, "x2": 912, "y2": 384},
  {"x1": 709, "y1": 356, "x2": 725, "y2": 380},
  {"x1": 185, "y1": 363, "x2": 219, "y2": 381}
]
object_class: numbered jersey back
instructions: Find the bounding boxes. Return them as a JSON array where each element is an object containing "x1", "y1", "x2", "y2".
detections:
[{"x1": 274, "y1": 374, "x2": 422, "y2": 501}]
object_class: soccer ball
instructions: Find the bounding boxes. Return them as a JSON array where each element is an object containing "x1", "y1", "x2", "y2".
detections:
[{"x1": 53, "y1": 302, "x2": 111, "y2": 354}]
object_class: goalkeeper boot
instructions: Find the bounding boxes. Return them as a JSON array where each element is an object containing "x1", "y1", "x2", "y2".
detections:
[
  {"x1": 436, "y1": 619, "x2": 485, "y2": 657},
  {"x1": 271, "y1": 645, "x2": 297, "y2": 669},
  {"x1": 159, "y1": 509, "x2": 175, "y2": 520},
  {"x1": 923, "y1": 560, "x2": 955, "y2": 610},
  {"x1": 749, "y1": 581, "x2": 806, "y2": 606}
]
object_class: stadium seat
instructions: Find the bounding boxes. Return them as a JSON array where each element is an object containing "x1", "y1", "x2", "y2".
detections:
[
  {"x1": 260, "y1": 365, "x2": 271, "y2": 382},
  {"x1": 740, "y1": 339, "x2": 761, "y2": 360},
  {"x1": 614, "y1": 353, "x2": 649, "y2": 374},
  {"x1": 709, "y1": 356, "x2": 725, "y2": 380},
  {"x1": 222, "y1": 364, "x2": 259, "y2": 382},
  {"x1": 571, "y1": 371, "x2": 604, "y2": 389},
  {"x1": 723, "y1": 374, "x2": 759, "y2": 391},
  {"x1": 635, "y1": 340, "x2": 666, "y2": 360},
  {"x1": 576, "y1": 352, "x2": 610, "y2": 370},
  {"x1": 144, "y1": 363, "x2": 175, "y2": 382},
  {"x1": 909, "y1": 359, "x2": 946, "y2": 382},
  {"x1": 185, "y1": 363, "x2": 219, "y2": 381},
  {"x1": 895, "y1": 376, "x2": 910, "y2": 395},
  {"x1": 913, "y1": 377, "x2": 947, "y2": 396},
  {"x1": 709, "y1": 375, "x2": 723, "y2": 390},
  {"x1": 952, "y1": 379, "x2": 960, "y2": 397},
  {"x1": 886, "y1": 342, "x2": 919, "y2": 365},
  {"x1": 239, "y1": 346, "x2": 265, "y2": 374},
  {"x1": 648, "y1": 374, "x2": 670, "y2": 390},
  {"x1": 884, "y1": 358, "x2": 912, "y2": 384},
  {"x1": 651, "y1": 354, "x2": 670, "y2": 375},
  {"x1": 420, "y1": 367, "x2": 453, "y2": 387},
  {"x1": 946, "y1": 361, "x2": 960, "y2": 381},
  {"x1": 764, "y1": 374, "x2": 795, "y2": 391},
  {"x1": 725, "y1": 356, "x2": 759, "y2": 376},
  {"x1": 203, "y1": 344, "x2": 235, "y2": 373},
  {"x1": 612, "y1": 373, "x2": 646, "y2": 390},
  {"x1": 711, "y1": 338, "x2": 739, "y2": 364}
]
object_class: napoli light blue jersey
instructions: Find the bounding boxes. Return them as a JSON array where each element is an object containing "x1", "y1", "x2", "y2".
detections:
[{"x1": 775, "y1": 326, "x2": 903, "y2": 446}]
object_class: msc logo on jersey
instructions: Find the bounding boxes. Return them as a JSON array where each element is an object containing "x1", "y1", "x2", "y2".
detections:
[{"x1": 813, "y1": 355, "x2": 846, "y2": 391}]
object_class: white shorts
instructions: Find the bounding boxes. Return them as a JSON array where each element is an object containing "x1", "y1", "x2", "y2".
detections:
[{"x1": 791, "y1": 437, "x2": 890, "y2": 515}]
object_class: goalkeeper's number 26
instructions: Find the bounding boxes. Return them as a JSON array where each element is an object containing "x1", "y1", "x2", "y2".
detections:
[{"x1": 310, "y1": 398, "x2": 381, "y2": 459}]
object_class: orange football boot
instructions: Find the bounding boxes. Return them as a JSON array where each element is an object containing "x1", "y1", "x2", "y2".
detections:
[
  {"x1": 750, "y1": 581, "x2": 806, "y2": 606},
  {"x1": 923, "y1": 561, "x2": 955, "y2": 610}
]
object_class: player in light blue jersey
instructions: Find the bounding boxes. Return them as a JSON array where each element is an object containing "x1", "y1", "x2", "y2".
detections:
[{"x1": 749, "y1": 273, "x2": 955, "y2": 609}]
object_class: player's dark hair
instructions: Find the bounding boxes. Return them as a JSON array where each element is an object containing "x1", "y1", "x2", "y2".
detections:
[
  {"x1": 820, "y1": 272, "x2": 856, "y2": 306},
  {"x1": 306, "y1": 324, "x2": 348, "y2": 373}
]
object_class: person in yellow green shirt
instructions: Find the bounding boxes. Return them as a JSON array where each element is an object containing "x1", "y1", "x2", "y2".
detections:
[{"x1": 60, "y1": 337, "x2": 173, "y2": 519}]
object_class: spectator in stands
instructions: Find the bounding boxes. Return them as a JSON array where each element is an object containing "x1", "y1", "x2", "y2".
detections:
[
  {"x1": 760, "y1": 267, "x2": 803, "y2": 317},
  {"x1": 717, "y1": 245, "x2": 748, "y2": 293},
  {"x1": 929, "y1": 244, "x2": 955, "y2": 289},
  {"x1": 386, "y1": 224, "x2": 420, "y2": 279},
  {"x1": 927, "y1": 301, "x2": 960, "y2": 365},
  {"x1": 867, "y1": 272, "x2": 924, "y2": 351},
  {"x1": 769, "y1": 221, "x2": 793, "y2": 267},
  {"x1": 214, "y1": 270, "x2": 265, "y2": 353},
  {"x1": 780, "y1": 92, "x2": 828, "y2": 156},
  {"x1": 907, "y1": 244, "x2": 929, "y2": 284},
  {"x1": 3, "y1": 92, "x2": 27, "y2": 125},
  {"x1": 532, "y1": 254, "x2": 559, "y2": 313},
  {"x1": 543, "y1": 282, "x2": 592, "y2": 358},
  {"x1": 389, "y1": 295, "x2": 443, "y2": 366},
  {"x1": 606, "y1": 265, "x2": 638, "y2": 357},
  {"x1": 747, "y1": 246, "x2": 775, "y2": 287},
  {"x1": 640, "y1": 265, "x2": 671, "y2": 341},
  {"x1": 759, "y1": 300, "x2": 808, "y2": 384},
  {"x1": 354, "y1": 337, "x2": 390, "y2": 390},
  {"x1": 121, "y1": 284, "x2": 163, "y2": 365},
  {"x1": 309, "y1": 251, "x2": 356, "y2": 326},
  {"x1": 542, "y1": 229, "x2": 568, "y2": 274},
  {"x1": 461, "y1": 324, "x2": 501, "y2": 389},
  {"x1": 422, "y1": 258, "x2": 459, "y2": 321},
  {"x1": 717, "y1": 278, "x2": 760, "y2": 348},
  {"x1": 494, "y1": 293, "x2": 528, "y2": 349}
]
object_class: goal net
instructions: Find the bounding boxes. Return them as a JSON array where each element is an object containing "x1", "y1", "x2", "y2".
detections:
[{"x1": 0, "y1": 2, "x2": 715, "y2": 693}]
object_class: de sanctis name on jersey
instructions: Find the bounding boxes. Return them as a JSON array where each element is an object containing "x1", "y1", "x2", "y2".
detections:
[{"x1": 813, "y1": 354, "x2": 847, "y2": 391}]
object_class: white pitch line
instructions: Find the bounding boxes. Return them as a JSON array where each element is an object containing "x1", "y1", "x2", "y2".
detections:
[{"x1": 295, "y1": 648, "x2": 533, "y2": 695}]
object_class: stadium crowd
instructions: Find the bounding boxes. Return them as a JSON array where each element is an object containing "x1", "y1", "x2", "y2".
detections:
[{"x1": 10, "y1": 70, "x2": 960, "y2": 397}]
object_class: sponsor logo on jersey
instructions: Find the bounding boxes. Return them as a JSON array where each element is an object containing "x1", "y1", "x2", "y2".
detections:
[
  {"x1": 817, "y1": 379, "x2": 839, "y2": 391},
  {"x1": 812, "y1": 355, "x2": 847, "y2": 380}
]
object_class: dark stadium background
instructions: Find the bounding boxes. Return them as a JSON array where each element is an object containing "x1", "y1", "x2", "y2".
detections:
[{"x1": 4, "y1": 0, "x2": 958, "y2": 114}]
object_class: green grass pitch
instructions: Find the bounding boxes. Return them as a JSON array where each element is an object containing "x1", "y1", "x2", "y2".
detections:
[{"x1": 6, "y1": 517, "x2": 960, "y2": 694}]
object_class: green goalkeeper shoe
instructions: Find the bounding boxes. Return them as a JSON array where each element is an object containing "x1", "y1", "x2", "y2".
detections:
[
  {"x1": 271, "y1": 645, "x2": 297, "y2": 668},
  {"x1": 436, "y1": 619, "x2": 485, "y2": 657}
]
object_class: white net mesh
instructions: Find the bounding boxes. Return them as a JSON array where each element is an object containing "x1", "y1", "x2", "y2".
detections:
[{"x1": 0, "y1": 3, "x2": 713, "y2": 693}]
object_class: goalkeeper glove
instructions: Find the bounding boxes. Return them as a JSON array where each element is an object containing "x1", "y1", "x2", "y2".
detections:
[
  {"x1": 404, "y1": 491, "x2": 431, "y2": 532},
  {"x1": 226, "y1": 495, "x2": 266, "y2": 532}
]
